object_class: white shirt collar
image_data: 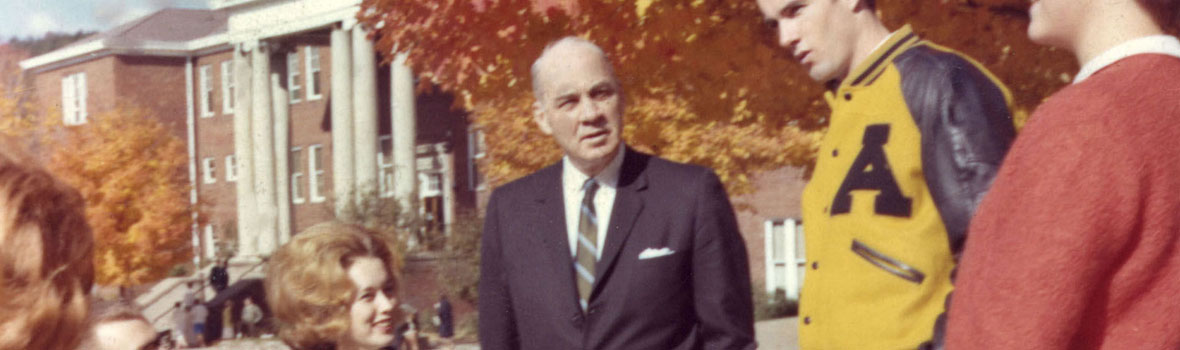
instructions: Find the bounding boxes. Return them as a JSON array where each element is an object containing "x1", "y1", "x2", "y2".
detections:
[
  {"x1": 1074, "y1": 35, "x2": 1180, "y2": 83},
  {"x1": 561, "y1": 144, "x2": 626, "y2": 191}
]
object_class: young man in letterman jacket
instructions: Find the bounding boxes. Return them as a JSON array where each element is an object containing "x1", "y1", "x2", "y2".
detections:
[{"x1": 754, "y1": 0, "x2": 1017, "y2": 348}]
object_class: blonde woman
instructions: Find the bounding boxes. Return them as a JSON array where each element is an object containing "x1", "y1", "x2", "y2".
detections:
[
  {"x1": 266, "y1": 222, "x2": 403, "y2": 350},
  {"x1": 0, "y1": 139, "x2": 94, "y2": 350}
]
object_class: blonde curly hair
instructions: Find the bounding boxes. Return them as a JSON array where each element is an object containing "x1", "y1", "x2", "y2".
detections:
[
  {"x1": 0, "y1": 139, "x2": 94, "y2": 350},
  {"x1": 265, "y1": 222, "x2": 401, "y2": 350}
]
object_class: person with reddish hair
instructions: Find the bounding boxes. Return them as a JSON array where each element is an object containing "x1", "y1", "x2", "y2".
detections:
[
  {"x1": 0, "y1": 138, "x2": 95, "y2": 350},
  {"x1": 265, "y1": 222, "x2": 404, "y2": 350},
  {"x1": 947, "y1": 0, "x2": 1180, "y2": 349}
]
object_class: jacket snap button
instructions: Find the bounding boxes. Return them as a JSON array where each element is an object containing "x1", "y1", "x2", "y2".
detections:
[
  {"x1": 832, "y1": 149, "x2": 838, "y2": 157},
  {"x1": 803, "y1": 316, "x2": 812, "y2": 325},
  {"x1": 811, "y1": 261, "x2": 818, "y2": 270},
  {"x1": 843, "y1": 93, "x2": 852, "y2": 101}
]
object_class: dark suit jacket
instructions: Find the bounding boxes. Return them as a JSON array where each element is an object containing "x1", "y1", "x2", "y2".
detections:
[{"x1": 479, "y1": 148, "x2": 756, "y2": 350}]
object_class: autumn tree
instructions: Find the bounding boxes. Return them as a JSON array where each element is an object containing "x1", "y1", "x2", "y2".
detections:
[
  {"x1": 360, "y1": 0, "x2": 1096, "y2": 193},
  {"x1": 362, "y1": 0, "x2": 823, "y2": 195},
  {"x1": 39, "y1": 105, "x2": 197, "y2": 287}
]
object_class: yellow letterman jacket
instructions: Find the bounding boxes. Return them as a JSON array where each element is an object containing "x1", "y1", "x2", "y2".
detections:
[{"x1": 798, "y1": 25, "x2": 1016, "y2": 350}]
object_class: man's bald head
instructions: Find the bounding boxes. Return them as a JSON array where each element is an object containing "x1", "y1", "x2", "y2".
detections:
[{"x1": 530, "y1": 36, "x2": 618, "y2": 101}]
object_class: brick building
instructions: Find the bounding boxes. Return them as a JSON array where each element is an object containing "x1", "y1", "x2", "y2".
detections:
[
  {"x1": 20, "y1": 1, "x2": 485, "y2": 266},
  {"x1": 20, "y1": 0, "x2": 809, "y2": 303}
]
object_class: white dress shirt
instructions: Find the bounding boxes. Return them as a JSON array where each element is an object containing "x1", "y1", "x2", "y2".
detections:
[
  {"x1": 561, "y1": 145, "x2": 625, "y2": 260},
  {"x1": 1074, "y1": 35, "x2": 1180, "y2": 83}
]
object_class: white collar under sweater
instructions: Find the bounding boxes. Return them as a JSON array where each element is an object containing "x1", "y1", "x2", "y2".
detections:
[{"x1": 1075, "y1": 35, "x2": 1180, "y2": 83}]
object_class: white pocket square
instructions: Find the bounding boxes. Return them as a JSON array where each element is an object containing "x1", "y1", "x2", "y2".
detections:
[{"x1": 638, "y1": 247, "x2": 675, "y2": 260}]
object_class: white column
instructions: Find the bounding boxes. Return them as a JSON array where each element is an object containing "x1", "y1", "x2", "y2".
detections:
[
  {"x1": 185, "y1": 56, "x2": 202, "y2": 267},
  {"x1": 352, "y1": 26, "x2": 379, "y2": 202},
  {"x1": 232, "y1": 44, "x2": 257, "y2": 258},
  {"x1": 391, "y1": 52, "x2": 417, "y2": 212},
  {"x1": 440, "y1": 144, "x2": 455, "y2": 237},
  {"x1": 271, "y1": 67, "x2": 292, "y2": 245},
  {"x1": 331, "y1": 26, "x2": 355, "y2": 215},
  {"x1": 251, "y1": 42, "x2": 278, "y2": 255}
]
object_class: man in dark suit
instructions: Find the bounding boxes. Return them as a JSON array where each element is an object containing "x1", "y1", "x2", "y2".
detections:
[{"x1": 478, "y1": 36, "x2": 756, "y2": 350}]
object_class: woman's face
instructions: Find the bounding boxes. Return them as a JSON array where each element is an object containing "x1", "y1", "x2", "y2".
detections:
[{"x1": 343, "y1": 256, "x2": 400, "y2": 350}]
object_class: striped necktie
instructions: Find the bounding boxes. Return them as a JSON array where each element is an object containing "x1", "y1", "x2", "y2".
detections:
[{"x1": 575, "y1": 179, "x2": 600, "y2": 311}]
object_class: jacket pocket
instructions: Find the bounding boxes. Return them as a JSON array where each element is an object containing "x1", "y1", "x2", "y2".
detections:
[{"x1": 851, "y1": 239, "x2": 926, "y2": 284}]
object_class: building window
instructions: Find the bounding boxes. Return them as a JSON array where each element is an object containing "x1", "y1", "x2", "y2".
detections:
[
  {"x1": 225, "y1": 155, "x2": 237, "y2": 182},
  {"x1": 202, "y1": 157, "x2": 217, "y2": 184},
  {"x1": 287, "y1": 51, "x2": 302, "y2": 103},
  {"x1": 468, "y1": 127, "x2": 486, "y2": 191},
  {"x1": 221, "y1": 61, "x2": 235, "y2": 114},
  {"x1": 419, "y1": 172, "x2": 442, "y2": 198},
  {"x1": 378, "y1": 136, "x2": 394, "y2": 198},
  {"x1": 199, "y1": 65, "x2": 214, "y2": 117},
  {"x1": 308, "y1": 144, "x2": 325, "y2": 203},
  {"x1": 290, "y1": 147, "x2": 304, "y2": 204},
  {"x1": 203, "y1": 224, "x2": 216, "y2": 259},
  {"x1": 61, "y1": 72, "x2": 87, "y2": 125},
  {"x1": 305, "y1": 46, "x2": 322, "y2": 100}
]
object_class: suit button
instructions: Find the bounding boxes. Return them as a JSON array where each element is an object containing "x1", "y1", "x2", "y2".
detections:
[
  {"x1": 843, "y1": 93, "x2": 852, "y2": 101},
  {"x1": 832, "y1": 149, "x2": 838, "y2": 157},
  {"x1": 803, "y1": 316, "x2": 812, "y2": 325},
  {"x1": 811, "y1": 261, "x2": 818, "y2": 270}
]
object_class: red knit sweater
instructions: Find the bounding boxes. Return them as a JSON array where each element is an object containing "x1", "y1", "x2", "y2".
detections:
[{"x1": 947, "y1": 54, "x2": 1180, "y2": 349}]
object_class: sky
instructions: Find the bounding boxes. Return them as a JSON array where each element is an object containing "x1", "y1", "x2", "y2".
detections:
[{"x1": 0, "y1": 0, "x2": 210, "y2": 41}]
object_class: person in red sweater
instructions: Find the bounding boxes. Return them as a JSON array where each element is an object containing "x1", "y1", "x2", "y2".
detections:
[{"x1": 946, "y1": 0, "x2": 1180, "y2": 349}]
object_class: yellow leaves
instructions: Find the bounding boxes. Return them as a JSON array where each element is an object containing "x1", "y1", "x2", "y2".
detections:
[
  {"x1": 38, "y1": 104, "x2": 196, "y2": 286},
  {"x1": 635, "y1": 0, "x2": 655, "y2": 18}
]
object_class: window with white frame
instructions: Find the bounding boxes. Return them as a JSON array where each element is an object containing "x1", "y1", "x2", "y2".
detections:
[
  {"x1": 202, "y1": 157, "x2": 217, "y2": 184},
  {"x1": 287, "y1": 51, "x2": 302, "y2": 103},
  {"x1": 203, "y1": 224, "x2": 216, "y2": 259},
  {"x1": 221, "y1": 61, "x2": 234, "y2": 114},
  {"x1": 225, "y1": 155, "x2": 237, "y2": 182},
  {"x1": 61, "y1": 72, "x2": 87, "y2": 125},
  {"x1": 199, "y1": 65, "x2": 214, "y2": 117},
  {"x1": 378, "y1": 136, "x2": 394, "y2": 198},
  {"x1": 305, "y1": 46, "x2": 322, "y2": 100},
  {"x1": 308, "y1": 144, "x2": 325, "y2": 202},
  {"x1": 419, "y1": 172, "x2": 442, "y2": 198},
  {"x1": 468, "y1": 127, "x2": 487, "y2": 191},
  {"x1": 290, "y1": 147, "x2": 305, "y2": 204}
]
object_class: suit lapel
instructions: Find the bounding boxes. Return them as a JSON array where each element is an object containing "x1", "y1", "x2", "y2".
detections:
[
  {"x1": 592, "y1": 149, "x2": 648, "y2": 297},
  {"x1": 531, "y1": 165, "x2": 582, "y2": 312}
]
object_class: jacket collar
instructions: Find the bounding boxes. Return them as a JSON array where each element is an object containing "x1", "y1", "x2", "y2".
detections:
[{"x1": 844, "y1": 24, "x2": 921, "y2": 89}]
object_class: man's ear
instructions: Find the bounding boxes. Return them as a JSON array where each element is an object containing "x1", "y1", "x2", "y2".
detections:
[{"x1": 533, "y1": 101, "x2": 553, "y2": 135}]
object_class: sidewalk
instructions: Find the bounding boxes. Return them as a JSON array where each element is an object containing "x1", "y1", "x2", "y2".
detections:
[{"x1": 756, "y1": 316, "x2": 798, "y2": 350}]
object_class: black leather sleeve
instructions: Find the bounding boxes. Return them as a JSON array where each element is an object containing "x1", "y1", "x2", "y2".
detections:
[
  {"x1": 896, "y1": 46, "x2": 1016, "y2": 350},
  {"x1": 896, "y1": 46, "x2": 1016, "y2": 256}
]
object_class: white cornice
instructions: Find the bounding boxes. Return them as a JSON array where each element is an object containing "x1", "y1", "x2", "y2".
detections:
[{"x1": 21, "y1": 33, "x2": 232, "y2": 73}]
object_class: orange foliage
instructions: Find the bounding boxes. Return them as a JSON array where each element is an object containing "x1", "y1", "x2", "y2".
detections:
[
  {"x1": 360, "y1": 0, "x2": 1090, "y2": 193},
  {"x1": 40, "y1": 106, "x2": 197, "y2": 287}
]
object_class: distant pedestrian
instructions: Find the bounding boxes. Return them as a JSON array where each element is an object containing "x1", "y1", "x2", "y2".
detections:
[
  {"x1": 210, "y1": 259, "x2": 229, "y2": 292},
  {"x1": 435, "y1": 295, "x2": 454, "y2": 349},
  {"x1": 240, "y1": 297, "x2": 263, "y2": 338},
  {"x1": 222, "y1": 300, "x2": 235, "y2": 340},
  {"x1": 173, "y1": 302, "x2": 193, "y2": 347},
  {"x1": 183, "y1": 281, "x2": 196, "y2": 307},
  {"x1": 192, "y1": 300, "x2": 209, "y2": 347}
]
